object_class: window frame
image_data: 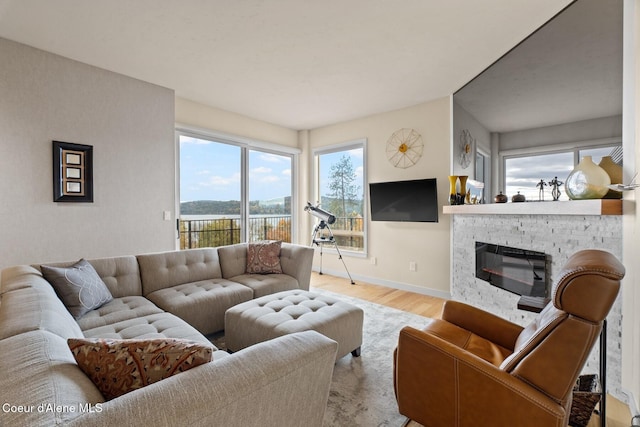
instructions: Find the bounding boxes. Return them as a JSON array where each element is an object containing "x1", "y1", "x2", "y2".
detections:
[
  {"x1": 175, "y1": 126, "x2": 299, "y2": 246},
  {"x1": 312, "y1": 138, "x2": 368, "y2": 257},
  {"x1": 499, "y1": 137, "x2": 622, "y2": 196}
]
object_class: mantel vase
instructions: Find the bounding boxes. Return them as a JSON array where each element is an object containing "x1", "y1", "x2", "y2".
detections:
[
  {"x1": 565, "y1": 156, "x2": 611, "y2": 200},
  {"x1": 598, "y1": 156, "x2": 623, "y2": 199},
  {"x1": 448, "y1": 175, "x2": 459, "y2": 205},
  {"x1": 458, "y1": 175, "x2": 468, "y2": 197}
]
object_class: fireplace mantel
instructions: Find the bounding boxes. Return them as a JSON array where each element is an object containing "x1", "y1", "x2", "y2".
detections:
[{"x1": 443, "y1": 199, "x2": 623, "y2": 216}]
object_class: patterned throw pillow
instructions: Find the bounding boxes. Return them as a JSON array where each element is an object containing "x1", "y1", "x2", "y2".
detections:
[
  {"x1": 246, "y1": 240, "x2": 283, "y2": 274},
  {"x1": 68, "y1": 338, "x2": 213, "y2": 400},
  {"x1": 41, "y1": 259, "x2": 113, "y2": 319}
]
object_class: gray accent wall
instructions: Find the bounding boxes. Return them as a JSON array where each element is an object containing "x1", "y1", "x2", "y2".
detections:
[{"x1": 0, "y1": 38, "x2": 176, "y2": 268}]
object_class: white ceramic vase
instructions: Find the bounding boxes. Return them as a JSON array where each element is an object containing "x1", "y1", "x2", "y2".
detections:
[{"x1": 565, "y1": 156, "x2": 611, "y2": 200}]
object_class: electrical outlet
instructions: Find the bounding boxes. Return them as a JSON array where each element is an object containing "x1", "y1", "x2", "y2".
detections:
[
  {"x1": 163, "y1": 211, "x2": 171, "y2": 221},
  {"x1": 409, "y1": 261, "x2": 417, "y2": 272},
  {"x1": 371, "y1": 257, "x2": 377, "y2": 265}
]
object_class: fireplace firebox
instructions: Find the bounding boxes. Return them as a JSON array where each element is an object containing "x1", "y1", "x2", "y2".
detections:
[{"x1": 475, "y1": 241, "x2": 548, "y2": 298}]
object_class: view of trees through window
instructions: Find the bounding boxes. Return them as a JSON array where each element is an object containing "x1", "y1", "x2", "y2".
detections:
[
  {"x1": 179, "y1": 134, "x2": 293, "y2": 249},
  {"x1": 315, "y1": 143, "x2": 365, "y2": 253}
]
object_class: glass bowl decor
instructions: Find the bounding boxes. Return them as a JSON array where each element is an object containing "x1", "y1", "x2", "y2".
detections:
[{"x1": 565, "y1": 156, "x2": 611, "y2": 200}]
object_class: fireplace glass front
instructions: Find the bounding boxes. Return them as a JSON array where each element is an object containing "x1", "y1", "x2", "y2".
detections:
[{"x1": 475, "y1": 241, "x2": 548, "y2": 298}]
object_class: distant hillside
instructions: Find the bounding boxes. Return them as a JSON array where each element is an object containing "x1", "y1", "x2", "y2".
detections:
[
  {"x1": 180, "y1": 200, "x2": 241, "y2": 215},
  {"x1": 181, "y1": 198, "x2": 291, "y2": 215}
]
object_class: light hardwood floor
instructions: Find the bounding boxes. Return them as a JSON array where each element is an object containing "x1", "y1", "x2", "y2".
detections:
[{"x1": 309, "y1": 272, "x2": 631, "y2": 427}]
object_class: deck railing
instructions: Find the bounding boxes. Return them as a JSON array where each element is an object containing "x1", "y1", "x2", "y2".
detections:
[{"x1": 179, "y1": 215, "x2": 364, "y2": 251}]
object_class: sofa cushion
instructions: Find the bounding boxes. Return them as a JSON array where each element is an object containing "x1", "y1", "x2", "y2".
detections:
[
  {"x1": 81, "y1": 311, "x2": 214, "y2": 345},
  {"x1": 217, "y1": 243, "x2": 249, "y2": 279},
  {"x1": 76, "y1": 296, "x2": 165, "y2": 331},
  {"x1": 137, "y1": 248, "x2": 223, "y2": 295},
  {"x1": 83, "y1": 256, "x2": 143, "y2": 298},
  {"x1": 246, "y1": 240, "x2": 283, "y2": 274},
  {"x1": 68, "y1": 338, "x2": 213, "y2": 400},
  {"x1": 146, "y1": 279, "x2": 253, "y2": 335},
  {"x1": 227, "y1": 273, "x2": 300, "y2": 298},
  {"x1": 41, "y1": 259, "x2": 113, "y2": 319}
]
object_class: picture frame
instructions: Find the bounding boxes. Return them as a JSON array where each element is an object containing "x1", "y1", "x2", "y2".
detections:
[{"x1": 53, "y1": 141, "x2": 93, "y2": 202}]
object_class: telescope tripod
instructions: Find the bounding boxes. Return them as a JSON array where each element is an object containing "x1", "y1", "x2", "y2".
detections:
[{"x1": 311, "y1": 221, "x2": 355, "y2": 285}]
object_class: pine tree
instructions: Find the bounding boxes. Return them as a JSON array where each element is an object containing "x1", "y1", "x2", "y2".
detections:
[{"x1": 327, "y1": 155, "x2": 359, "y2": 218}]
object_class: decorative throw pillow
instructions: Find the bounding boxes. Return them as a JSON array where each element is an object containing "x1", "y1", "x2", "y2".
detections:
[
  {"x1": 246, "y1": 240, "x2": 283, "y2": 274},
  {"x1": 68, "y1": 338, "x2": 213, "y2": 400},
  {"x1": 41, "y1": 258, "x2": 113, "y2": 319}
]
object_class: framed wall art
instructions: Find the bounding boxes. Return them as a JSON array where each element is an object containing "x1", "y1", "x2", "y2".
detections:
[{"x1": 53, "y1": 141, "x2": 93, "y2": 202}]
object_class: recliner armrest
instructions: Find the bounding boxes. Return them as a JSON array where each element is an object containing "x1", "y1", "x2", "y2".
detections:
[{"x1": 441, "y1": 300, "x2": 523, "y2": 351}]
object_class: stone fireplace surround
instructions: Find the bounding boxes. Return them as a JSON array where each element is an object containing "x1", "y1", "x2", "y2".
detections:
[{"x1": 449, "y1": 209, "x2": 624, "y2": 400}]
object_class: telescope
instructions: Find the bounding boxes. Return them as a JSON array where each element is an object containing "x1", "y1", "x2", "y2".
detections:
[
  {"x1": 305, "y1": 201, "x2": 353, "y2": 284},
  {"x1": 304, "y1": 202, "x2": 336, "y2": 225}
]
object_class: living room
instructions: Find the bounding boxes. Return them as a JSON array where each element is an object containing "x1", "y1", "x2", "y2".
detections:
[{"x1": 0, "y1": 1, "x2": 639, "y2": 426}]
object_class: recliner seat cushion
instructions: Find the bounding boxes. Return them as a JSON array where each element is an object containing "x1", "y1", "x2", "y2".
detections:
[{"x1": 421, "y1": 318, "x2": 512, "y2": 367}]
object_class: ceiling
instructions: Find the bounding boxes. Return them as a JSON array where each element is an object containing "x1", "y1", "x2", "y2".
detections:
[
  {"x1": 454, "y1": 0, "x2": 623, "y2": 133},
  {"x1": 0, "y1": 0, "x2": 577, "y2": 130}
]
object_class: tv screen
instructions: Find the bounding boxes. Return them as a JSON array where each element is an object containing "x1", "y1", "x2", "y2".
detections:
[{"x1": 369, "y1": 178, "x2": 438, "y2": 222}]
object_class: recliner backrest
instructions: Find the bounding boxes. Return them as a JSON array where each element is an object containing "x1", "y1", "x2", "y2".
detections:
[{"x1": 499, "y1": 250, "x2": 624, "y2": 404}]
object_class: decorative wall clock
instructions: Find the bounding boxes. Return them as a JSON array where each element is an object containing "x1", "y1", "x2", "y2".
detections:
[
  {"x1": 386, "y1": 128, "x2": 423, "y2": 168},
  {"x1": 458, "y1": 129, "x2": 474, "y2": 169}
]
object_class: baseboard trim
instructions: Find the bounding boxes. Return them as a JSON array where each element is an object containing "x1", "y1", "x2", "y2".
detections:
[
  {"x1": 311, "y1": 267, "x2": 452, "y2": 300},
  {"x1": 624, "y1": 388, "x2": 640, "y2": 418}
]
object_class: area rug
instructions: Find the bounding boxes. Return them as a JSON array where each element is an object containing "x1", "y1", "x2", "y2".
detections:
[
  {"x1": 315, "y1": 289, "x2": 429, "y2": 427},
  {"x1": 211, "y1": 289, "x2": 432, "y2": 426}
]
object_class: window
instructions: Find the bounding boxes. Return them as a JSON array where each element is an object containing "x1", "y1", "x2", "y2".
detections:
[
  {"x1": 503, "y1": 142, "x2": 621, "y2": 202},
  {"x1": 313, "y1": 140, "x2": 366, "y2": 254},
  {"x1": 177, "y1": 131, "x2": 295, "y2": 249}
]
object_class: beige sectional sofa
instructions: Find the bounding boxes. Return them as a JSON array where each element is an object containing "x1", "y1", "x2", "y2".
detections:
[{"x1": 0, "y1": 243, "x2": 338, "y2": 427}]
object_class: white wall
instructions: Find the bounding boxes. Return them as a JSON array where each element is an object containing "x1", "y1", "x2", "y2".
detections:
[
  {"x1": 499, "y1": 115, "x2": 623, "y2": 150},
  {"x1": 622, "y1": 0, "x2": 640, "y2": 415},
  {"x1": 304, "y1": 98, "x2": 452, "y2": 298},
  {"x1": 0, "y1": 38, "x2": 176, "y2": 268},
  {"x1": 175, "y1": 98, "x2": 299, "y2": 149}
]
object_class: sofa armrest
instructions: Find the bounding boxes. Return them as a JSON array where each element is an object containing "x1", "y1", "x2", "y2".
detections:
[
  {"x1": 395, "y1": 326, "x2": 566, "y2": 427},
  {"x1": 441, "y1": 300, "x2": 523, "y2": 351},
  {"x1": 69, "y1": 330, "x2": 337, "y2": 427},
  {"x1": 280, "y1": 243, "x2": 314, "y2": 290}
]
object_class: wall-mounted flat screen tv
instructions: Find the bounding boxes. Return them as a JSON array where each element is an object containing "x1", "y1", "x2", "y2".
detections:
[{"x1": 369, "y1": 178, "x2": 438, "y2": 222}]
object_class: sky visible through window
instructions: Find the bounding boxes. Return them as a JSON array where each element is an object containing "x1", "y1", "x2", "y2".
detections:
[
  {"x1": 505, "y1": 146, "x2": 617, "y2": 202},
  {"x1": 180, "y1": 136, "x2": 291, "y2": 204}
]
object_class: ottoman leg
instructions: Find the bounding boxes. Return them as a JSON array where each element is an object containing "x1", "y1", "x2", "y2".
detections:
[{"x1": 351, "y1": 346, "x2": 361, "y2": 357}]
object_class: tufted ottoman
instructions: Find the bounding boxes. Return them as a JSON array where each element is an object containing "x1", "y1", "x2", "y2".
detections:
[{"x1": 225, "y1": 289, "x2": 363, "y2": 360}]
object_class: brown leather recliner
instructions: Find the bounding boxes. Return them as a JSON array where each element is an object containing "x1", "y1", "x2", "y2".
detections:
[{"x1": 394, "y1": 249, "x2": 625, "y2": 427}]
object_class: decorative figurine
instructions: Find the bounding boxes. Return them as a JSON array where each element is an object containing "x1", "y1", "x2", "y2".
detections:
[
  {"x1": 536, "y1": 179, "x2": 547, "y2": 201},
  {"x1": 548, "y1": 176, "x2": 564, "y2": 201},
  {"x1": 494, "y1": 192, "x2": 508, "y2": 203},
  {"x1": 512, "y1": 192, "x2": 526, "y2": 202}
]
